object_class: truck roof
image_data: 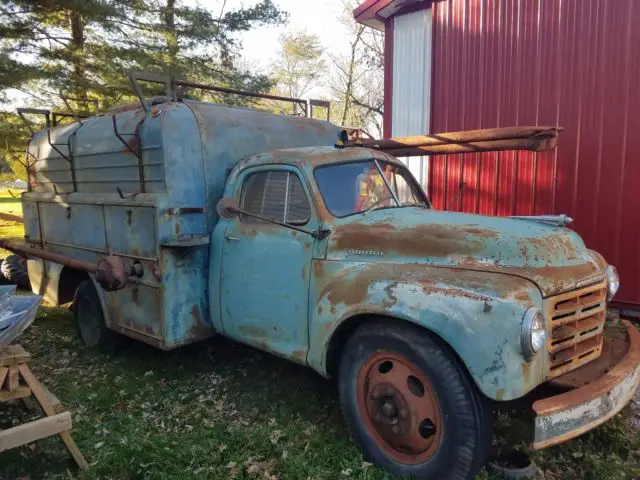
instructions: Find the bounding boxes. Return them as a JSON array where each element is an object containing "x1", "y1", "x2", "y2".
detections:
[{"x1": 236, "y1": 145, "x2": 404, "y2": 170}]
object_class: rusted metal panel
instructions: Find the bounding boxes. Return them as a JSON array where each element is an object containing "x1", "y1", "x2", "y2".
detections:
[
  {"x1": 185, "y1": 100, "x2": 340, "y2": 231},
  {"x1": 307, "y1": 258, "x2": 546, "y2": 401},
  {"x1": 107, "y1": 284, "x2": 163, "y2": 344},
  {"x1": 215, "y1": 164, "x2": 318, "y2": 364},
  {"x1": 531, "y1": 320, "x2": 640, "y2": 449},
  {"x1": 27, "y1": 108, "x2": 165, "y2": 195},
  {"x1": 104, "y1": 206, "x2": 157, "y2": 259},
  {"x1": 21, "y1": 203, "x2": 39, "y2": 243},
  {"x1": 543, "y1": 280, "x2": 608, "y2": 379},
  {"x1": 426, "y1": 0, "x2": 640, "y2": 306},
  {"x1": 23, "y1": 100, "x2": 342, "y2": 350},
  {"x1": 160, "y1": 245, "x2": 213, "y2": 349}
]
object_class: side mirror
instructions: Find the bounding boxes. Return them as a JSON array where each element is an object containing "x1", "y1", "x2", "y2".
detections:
[{"x1": 217, "y1": 198, "x2": 239, "y2": 219}]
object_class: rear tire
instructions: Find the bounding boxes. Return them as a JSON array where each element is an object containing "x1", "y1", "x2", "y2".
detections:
[
  {"x1": 73, "y1": 280, "x2": 121, "y2": 352},
  {"x1": 1, "y1": 255, "x2": 30, "y2": 289},
  {"x1": 338, "y1": 321, "x2": 493, "y2": 480}
]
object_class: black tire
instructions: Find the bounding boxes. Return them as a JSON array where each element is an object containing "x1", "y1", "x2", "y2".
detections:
[
  {"x1": 1, "y1": 255, "x2": 30, "y2": 289},
  {"x1": 338, "y1": 321, "x2": 493, "y2": 480},
  {"x1": 73, "y1": 280, "x2": 121, "y2": 352}
]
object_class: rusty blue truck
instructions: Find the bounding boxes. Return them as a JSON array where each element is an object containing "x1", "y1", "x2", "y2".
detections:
[{"x1": 6, "y1": 74, "x2": 639, "y2": 479}]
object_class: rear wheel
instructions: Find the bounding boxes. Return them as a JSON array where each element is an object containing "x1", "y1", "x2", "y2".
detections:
[
  {"x1": 1, "y1": 255, "x2": 30, "y2": 289},
  {"x1": 73, "y1": 280, "x2": 121, "y2": 352},
  {"x1": 339, "y1": 321, "x2": 492, "y2": 479}
]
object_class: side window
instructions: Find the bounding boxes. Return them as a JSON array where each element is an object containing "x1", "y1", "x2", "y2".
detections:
[{"x1": 240, "y1": 171, "x2": 311, "y2": 225}]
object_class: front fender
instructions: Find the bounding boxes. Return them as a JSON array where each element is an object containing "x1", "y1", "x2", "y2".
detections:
[{"x1": 308, "y1": 261, "x2": 545, "y2": 401}]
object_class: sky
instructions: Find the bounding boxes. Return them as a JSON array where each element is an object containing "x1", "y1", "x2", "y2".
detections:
[
  {"x1": 238, "y1": 0, "x2": 352, "y2": 68},
  {"x1": 235, "y1": 0, "x2": 354, "y2": 97}
]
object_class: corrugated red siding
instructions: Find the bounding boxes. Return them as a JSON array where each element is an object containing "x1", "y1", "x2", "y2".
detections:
[{"x1": 427, "y1": 0, "x2": 640, "y2": 306}]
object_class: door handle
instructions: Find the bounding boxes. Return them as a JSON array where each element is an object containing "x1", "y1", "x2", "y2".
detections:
[{"x1": 225, "y1": 234, "x2": 240, "y2": 241}]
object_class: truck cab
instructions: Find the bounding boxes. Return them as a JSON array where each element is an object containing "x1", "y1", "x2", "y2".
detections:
[
  {"x1": 12, "y1": 76, "x2": 640, "y2": 479},
  {"x1": 210, "y1": 144, "x2": 639, "y2": 478}
]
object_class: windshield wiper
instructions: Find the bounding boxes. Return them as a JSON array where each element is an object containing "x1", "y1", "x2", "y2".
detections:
[
  {"x1": 363, "y1": 196, "x2": 397, "y2": 215},
  {"x1": 400, "y1": 202, "x2": 428, "y2": 209}
]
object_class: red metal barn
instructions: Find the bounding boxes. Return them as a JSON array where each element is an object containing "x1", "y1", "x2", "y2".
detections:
[{"x1": 354, "y1": 0, "x2": 640, "y2": 309}]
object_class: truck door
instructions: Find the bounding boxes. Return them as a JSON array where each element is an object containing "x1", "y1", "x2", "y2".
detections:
[{"x1": 220, "y1": 166, "x2": 316, "y2": 364}]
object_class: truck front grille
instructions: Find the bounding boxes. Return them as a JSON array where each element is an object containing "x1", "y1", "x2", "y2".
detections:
[{"x1": 545, "y1": 280, "x2": 607, "y2": 379}]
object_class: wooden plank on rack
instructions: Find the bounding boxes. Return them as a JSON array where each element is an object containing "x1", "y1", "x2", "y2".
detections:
[
  {"x1": 0, "y1": 412, "x2": 71, "y2": 452},
  {"x1": 0, "y1": 345, "x2": 30, "y2": 367},
  {"x1": 7, "y1": 366, "x2": 19, "y2": 391},
  {"x1": 0, "y1": 386, "x2": 31, "y2": 401},
  {"x1": 18, "y1": 364, "x2": 89, "y2": 469}
]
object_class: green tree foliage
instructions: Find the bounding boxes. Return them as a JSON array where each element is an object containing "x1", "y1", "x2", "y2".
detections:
[
  {"x1": 0, "y1": 111, "x2": 36, "y2": 179},
  {"x1": 1, "y1": 0, "x2": 287, "y2": 107},
  {"x1": 0, "y1": 0, "x2": 287, "y2": 178},
  {"x1": 270, "y1": 31, "x2": 325, "y2": 114},
  {"x1": 328, "y1": 1, "x2": 383, "y2": 136}
]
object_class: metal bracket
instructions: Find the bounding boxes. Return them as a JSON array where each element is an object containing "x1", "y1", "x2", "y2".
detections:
[
  {"x1": 52, "y1": 111, "x2": 88, "y2": 127},
  {"x1": 46, "y1": 128, "x2": 71, "y2": 164},
  {"x1": 116, "y1": 187, "x2": 142, "y2": 200},
  {"x1": 66, "y1": 121, "x2": 84, "y2": 192},
  {"x1": 310, "y1": 99, "x2": 330, "y2": 121},
  {"x1": 128, "y1": 72, "x2": 175, "y2": 113},
  {"x1": 112, "y1": 115, "x2": 145, "y2": 193},
  {"x1": 60, "y1": 96, "x2": 98, "y2": 120},
  {"x1": 16, "y1": 108, "x2": 51, "y2": 135},
  {"x1": 112, "y1": 115, "x2": 139, "y2": 157}
]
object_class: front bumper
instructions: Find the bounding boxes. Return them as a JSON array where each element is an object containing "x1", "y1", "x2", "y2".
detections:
[{"x1": 531, "y1": 320, "x2": 640, "y2": 450}]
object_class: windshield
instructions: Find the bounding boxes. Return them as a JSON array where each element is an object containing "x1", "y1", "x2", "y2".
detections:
[{"x1": 314, "y1": 159, "x2": 430, "y2": 217}]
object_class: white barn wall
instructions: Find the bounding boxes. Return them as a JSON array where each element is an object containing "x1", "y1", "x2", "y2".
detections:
[{"x1": 391, "y1": 8, "x2": 432, "y2": 191}]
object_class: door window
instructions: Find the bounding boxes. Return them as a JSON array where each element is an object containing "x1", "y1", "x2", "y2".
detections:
[{"x1": 240, "y1": 171, "x2": 311, "y2": 225}]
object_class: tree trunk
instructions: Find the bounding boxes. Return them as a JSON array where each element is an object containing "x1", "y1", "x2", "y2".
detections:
[
  {"x1": 341, "y1": 26, "x2": 364, "y2": 126},
  {"x1": 162, "y1": 0, "x2": 179, "y2": 69},
  {"x1": 68, "y1": 10, "x2": 88, "y2": 109}
]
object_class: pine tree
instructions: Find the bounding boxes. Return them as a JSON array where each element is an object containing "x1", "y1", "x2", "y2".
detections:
[
  {"x1": 0, "y1": 0, "x2": 287, "y2": 110},
  {"x1": 0, "y1": 0, "x2": 287, "y2": 178}
]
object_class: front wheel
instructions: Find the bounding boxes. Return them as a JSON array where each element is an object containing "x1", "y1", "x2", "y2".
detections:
[{"x1": 339, "y1": 321, "x2": 492, "y2": 479}]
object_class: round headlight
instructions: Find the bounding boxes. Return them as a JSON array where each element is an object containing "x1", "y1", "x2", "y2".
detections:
[
  {"x1": 521, "y1": 308, "x2": 546, "y2": 360},
  {"x1": 606, "y1": 265, "x2": 619, "y2": 301}
]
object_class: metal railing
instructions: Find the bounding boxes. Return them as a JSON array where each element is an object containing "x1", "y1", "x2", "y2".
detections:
[{"x1": 128, "y1": 71, "x2": 329, "y2": 119}]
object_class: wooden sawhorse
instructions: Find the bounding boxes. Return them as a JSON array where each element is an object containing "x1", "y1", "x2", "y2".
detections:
[{"x1": 0, "y1": 344, "x2": 88, "y2": 469}]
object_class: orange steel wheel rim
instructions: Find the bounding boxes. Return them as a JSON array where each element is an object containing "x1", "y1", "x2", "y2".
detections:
[{"x1": 356, "y1": 352, "x2": 442, "y2": 464}]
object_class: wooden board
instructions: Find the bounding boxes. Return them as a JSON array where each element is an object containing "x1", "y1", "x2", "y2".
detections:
[
  {"x1": 0, "y1": 345, "x2": 31, "y2": 367},
  {"x1": 18, "y1": 364, "x2": 89, "y2": 469},
  {"x1": 0, "y1": 346, "x2": 88, "y2": 470},
  {"x1": 42, "y1": 383, "x2": 65, "y2": 415},
  {"x1": 0, "y1": 386, "x2": 31, "y2": 401},
  {"x1": 7, "y1": 366, "x2": 19, "y2": 391},
  {"x1": 0, "y1": 412, "x2": 71, "y2": 452}
]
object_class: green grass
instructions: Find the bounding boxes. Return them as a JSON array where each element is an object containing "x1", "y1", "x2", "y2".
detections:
[
  {"x1": 0, "y1": 190, "x2": 639, "y2": 479},
  {"x1": 0, "y1": 308, "x2": 638, "y2": 480},
  {"x1": 0, "y1": 190, "x2": 24, "y2": 257}
]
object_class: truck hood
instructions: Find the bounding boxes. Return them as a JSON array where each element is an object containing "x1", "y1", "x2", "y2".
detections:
[{"x1": 329, "y1": 208, "x2": 606, "y2": 297}]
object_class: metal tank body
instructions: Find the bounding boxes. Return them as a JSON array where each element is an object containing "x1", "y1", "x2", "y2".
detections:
[{"x1": 22, "y1": 101, "x2": 342, "y2": 349}]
